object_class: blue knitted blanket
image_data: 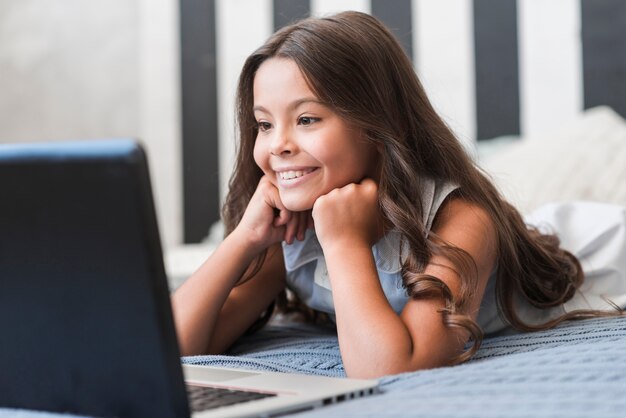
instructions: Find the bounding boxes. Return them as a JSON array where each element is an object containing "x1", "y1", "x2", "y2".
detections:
[
  {"x1": 182, "y1": 316, "x2": 626, "y2": 418},
  {"x1": 2, "y1": 316, "x2": 625, "y2": 417}
]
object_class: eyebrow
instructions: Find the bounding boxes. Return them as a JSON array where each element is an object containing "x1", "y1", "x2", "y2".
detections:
[{"x1": 253, "y1": 97, "x2": 326, "y2": 113}]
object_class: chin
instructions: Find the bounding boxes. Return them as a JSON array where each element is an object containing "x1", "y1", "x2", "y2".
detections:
[{"x1": 280, "y1": 193, "x2": 315, "y2": 212}]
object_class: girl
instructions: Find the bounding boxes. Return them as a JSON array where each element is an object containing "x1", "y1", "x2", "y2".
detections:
[{"x1": 172, "y1": 11, "x2": 624, "y2": 378}]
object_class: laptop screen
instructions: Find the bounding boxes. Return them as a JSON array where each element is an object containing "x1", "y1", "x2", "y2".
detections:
[{"x1": 0, "y1": 140, "x2": 189, "y2": 418}]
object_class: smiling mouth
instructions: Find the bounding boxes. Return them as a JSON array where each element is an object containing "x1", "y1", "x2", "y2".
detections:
[{"x1": 276, "y1": 168, "x2": 317, "y2": 180}]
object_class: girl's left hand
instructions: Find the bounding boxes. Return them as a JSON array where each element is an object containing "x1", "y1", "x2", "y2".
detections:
[{"x1": 312, "y1": 178, "x2": 385, "y2": 252}]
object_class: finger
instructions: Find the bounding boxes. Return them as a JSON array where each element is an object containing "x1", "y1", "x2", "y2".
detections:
[
  {"x1": 360, "y1": 177, "x2": 376, "y2": 187},
  {"x1": 273, "y1": 208, "x2": 291, "y2": 227},
  {"x1": 265, "y1": 187, "x2": 291, "y2": 227}
]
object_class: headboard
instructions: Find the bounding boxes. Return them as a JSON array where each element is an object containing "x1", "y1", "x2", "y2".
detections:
[{"x1": 179, "y1": 0, "x2": 626, "y2": 242}]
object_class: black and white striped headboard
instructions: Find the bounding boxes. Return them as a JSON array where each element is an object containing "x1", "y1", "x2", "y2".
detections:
[{"x1": 180, "y1": 0, "x2": 626, "y2": 242}]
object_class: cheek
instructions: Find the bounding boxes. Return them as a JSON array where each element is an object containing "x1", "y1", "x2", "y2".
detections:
[
  {"x1": 252, "y1": 140, "x2": 266, "y2": 170},
  {"x1": 318, "y1": 144, "x2": 369, "y2": 181}
]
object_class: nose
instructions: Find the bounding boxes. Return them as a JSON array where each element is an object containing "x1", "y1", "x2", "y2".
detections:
[{"x1": 269, "y1": 128, "x2": 295, "y2": 156}]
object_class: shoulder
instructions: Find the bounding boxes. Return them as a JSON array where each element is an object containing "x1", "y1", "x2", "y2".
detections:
[
  {"x1": 428, "y1": 195, "x2": 498, "y2": 290},
  {"x1": 433, "y1": 196, "x2": 496, "y2": 236}
]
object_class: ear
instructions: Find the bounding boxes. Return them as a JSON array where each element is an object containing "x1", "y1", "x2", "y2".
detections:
[{"x1": 358, "y1": 128, "x2": 383, "y2": 153}]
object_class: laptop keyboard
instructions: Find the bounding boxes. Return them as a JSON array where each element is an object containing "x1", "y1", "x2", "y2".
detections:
[{"x1": 187, "y1": 384, "x2": 277, "y2": 412}]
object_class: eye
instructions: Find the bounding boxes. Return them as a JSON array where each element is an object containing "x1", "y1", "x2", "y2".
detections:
[
  {"x1": 257, "y1": 121, "x2": 272, "y2": 132},
  {"x1": 298, "y1": 116, "x2": 320, "y2": 126}
]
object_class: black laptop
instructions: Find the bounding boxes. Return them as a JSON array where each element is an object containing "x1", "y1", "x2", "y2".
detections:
[
  {"x1": 0, "y1": 140, "x2": 189, "y2": 417},
  {"x1": 0, "y1": 139, "x2": 378, "y2": 418}
]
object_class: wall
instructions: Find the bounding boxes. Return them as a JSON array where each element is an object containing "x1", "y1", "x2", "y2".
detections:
[
  {"x1": 0, "y1": 0, "x2": 182, "y2": 246},
  {"x1": 2, "y1": 0, "x2": 625, "y2": 244}
]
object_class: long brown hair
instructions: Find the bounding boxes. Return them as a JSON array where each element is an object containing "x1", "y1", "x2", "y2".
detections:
[{"x1": 223, "y1": 11, "x2": 622, "y2": 362}]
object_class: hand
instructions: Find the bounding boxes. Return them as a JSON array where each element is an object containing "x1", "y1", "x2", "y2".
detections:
[
  {"x1": 236, "y1": 176, "x2": 312, "y2": 252},
  {"x1": 312, "y1": 178, "x2": 385, "y2": 252}
]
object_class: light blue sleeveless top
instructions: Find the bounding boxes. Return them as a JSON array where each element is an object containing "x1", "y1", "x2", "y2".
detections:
[
  {"x1": 282, "y1": 177, "x2": 507, "y2": 334},
  {"x1": 283, "y1": 180, "x2": 626, "y2": 336}
]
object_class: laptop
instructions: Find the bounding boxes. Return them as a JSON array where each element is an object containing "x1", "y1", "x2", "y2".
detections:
[{"x1": 0, "y1": 139, "x2": 379, "y2": 418}]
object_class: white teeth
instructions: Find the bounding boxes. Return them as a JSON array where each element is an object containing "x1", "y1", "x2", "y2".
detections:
[{"x1": 278, "y1": 169, "x2": 313, "y2": 180}]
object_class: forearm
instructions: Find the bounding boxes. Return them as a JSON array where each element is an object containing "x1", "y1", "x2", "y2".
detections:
[
  {"x1": 325, "y1": 244, "x2": 416, "y2": 378},
  {"x1": 171, "y1": 228, "x2": 258, "y2": 355}
]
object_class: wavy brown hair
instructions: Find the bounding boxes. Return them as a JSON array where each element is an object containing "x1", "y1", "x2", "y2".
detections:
[{"x1": 222, "y1": 11, "x2": 622, "y2": 362}]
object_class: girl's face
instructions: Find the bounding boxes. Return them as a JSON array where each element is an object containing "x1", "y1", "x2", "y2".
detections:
[{"x1": 253, "y1": 58, "x2": 379, "y2": 212}]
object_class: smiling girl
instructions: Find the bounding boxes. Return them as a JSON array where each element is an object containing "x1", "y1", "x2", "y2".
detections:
[{"x1": 172, "y1": 11, "x2": 624, "y2": 378}]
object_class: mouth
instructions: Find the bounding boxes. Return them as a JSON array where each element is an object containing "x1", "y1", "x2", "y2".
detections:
[{"x1": 276, "y1": 168, "x2": 317, "y2": 181}]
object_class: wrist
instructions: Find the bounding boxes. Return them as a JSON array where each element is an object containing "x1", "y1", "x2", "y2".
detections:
[
  {"x1": 320, "y1": 236, "x2": 372, "y2": 260},
  {"x1": 228, "y1": 225, "x2": 268, "y2": 259},
  {"x1": 323, "y1": 241, "x2": 378, "y2": 289}
]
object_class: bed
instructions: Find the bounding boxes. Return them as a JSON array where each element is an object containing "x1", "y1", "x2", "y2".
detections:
[
  {"x1": 180, "y1": 316, "x2": 626, "y2": 418},
  {"x1": 3, "y1": 316, "x2": 625, "y2": 418}
]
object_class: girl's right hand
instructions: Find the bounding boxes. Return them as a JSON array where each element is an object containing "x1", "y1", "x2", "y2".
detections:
[{"x1": 236, "y1": 176, "x2": 310, "y2": 253}]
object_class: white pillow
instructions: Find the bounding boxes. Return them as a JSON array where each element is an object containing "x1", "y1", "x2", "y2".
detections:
[{"x1": 479, "y1": 106, "x2": 626, "y2": 214}]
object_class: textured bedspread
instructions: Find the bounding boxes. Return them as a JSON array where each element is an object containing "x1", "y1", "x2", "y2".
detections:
[
  {"x1": 182, "y1": 316, "x2": 626, "y2": 418},
  {"x1": 2, "y1": 316, "x2": 625, "y2": 417}
]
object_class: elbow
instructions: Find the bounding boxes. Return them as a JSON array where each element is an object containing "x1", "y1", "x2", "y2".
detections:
[
  {"x1": 173, "y1": 318, "x2": 213, "y2": 357},
  {"x1": 175, "y1": 331, "x2": 199, "y2": 357},
  {"x1": 344, "y1": 352, "x2": 453, "y2": 379},
  {"x1": 344, "y1": 364, "x2": 418, "y2": 380},
  {"x1": 177, "y1": 335, "x2": 220, "y2": 357}
]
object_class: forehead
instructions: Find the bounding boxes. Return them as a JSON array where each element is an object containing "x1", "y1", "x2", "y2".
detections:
[{"x1": 253, "y1": 58, "x2": 315, "y2": 102}]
